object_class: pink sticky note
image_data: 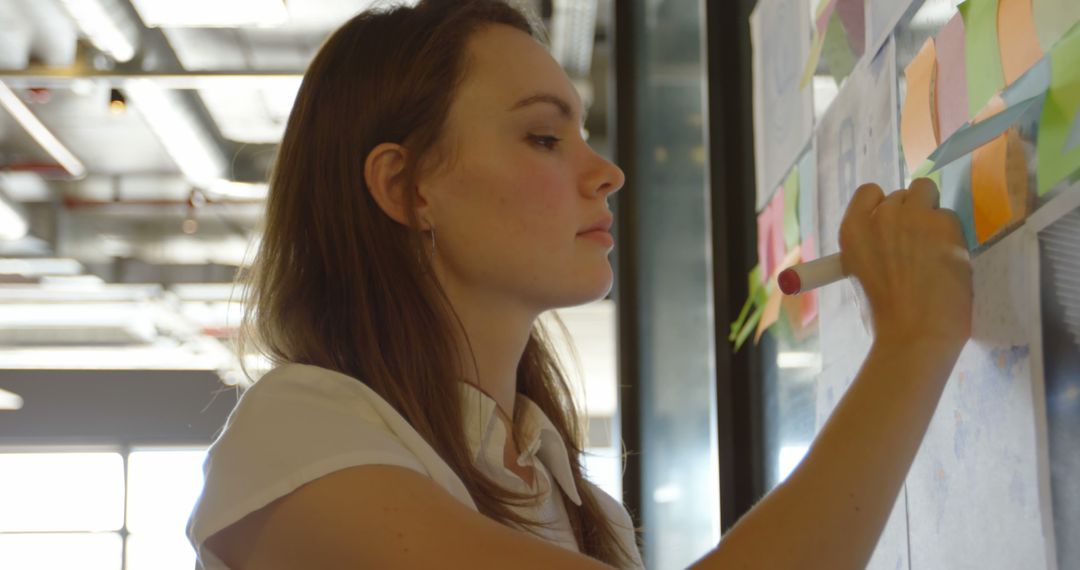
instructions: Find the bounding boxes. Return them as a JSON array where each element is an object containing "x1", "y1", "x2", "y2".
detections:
[
  {"x1": 936, "y1": 14, "x2": 969, "y2": 141},
  {"x1": 836, "y1": 0, "x2": 865, "y2": 55},
  {"x1": 757, "y1": 208, "x2": 771, "y2": 283},
  {"x1": 816, "y1": 0, "x2": 839, "y2": 36},
  {"x1": 757, "y1": 187, "x2": 787, "y2": 283}
]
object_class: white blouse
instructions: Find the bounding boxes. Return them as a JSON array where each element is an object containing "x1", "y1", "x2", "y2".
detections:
[{"x1": 185, "y1": 363, "x2": 645, "y2": 569}]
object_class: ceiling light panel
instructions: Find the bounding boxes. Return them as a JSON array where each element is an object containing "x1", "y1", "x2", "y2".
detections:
[{"x1": 130, "y1": 0, "x2": 289, "y2": 28}]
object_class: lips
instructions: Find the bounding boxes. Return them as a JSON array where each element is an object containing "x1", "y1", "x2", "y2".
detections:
[{"x1": 578, "y1": 214, "x2": 614, "y2": 235}]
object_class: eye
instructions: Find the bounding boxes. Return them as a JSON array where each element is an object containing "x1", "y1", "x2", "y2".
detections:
[{"x1": 528, "y1": 134, "x2": 561, "y2": 150}]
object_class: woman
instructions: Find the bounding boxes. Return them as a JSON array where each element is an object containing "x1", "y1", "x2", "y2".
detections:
[{"x1": 185, "y1": 0, "x2": 973, "y2": 568}]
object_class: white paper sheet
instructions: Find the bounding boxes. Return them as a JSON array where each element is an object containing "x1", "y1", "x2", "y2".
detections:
[
  {"x1": 905, "y1": 227, "x2": 1052, "y2": 570},
  {"x1": 751, "y1": 0, "x2": 816, "y2": 211}
]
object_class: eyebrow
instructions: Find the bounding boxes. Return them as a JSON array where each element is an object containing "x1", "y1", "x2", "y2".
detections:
[{"x1": 506, "y1": 92, "x2": 587, "y2": 128}]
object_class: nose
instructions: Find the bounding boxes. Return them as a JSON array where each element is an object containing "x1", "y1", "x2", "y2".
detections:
[{"x1": 584, "y1": 149, "x2": 625, "y2": 199}]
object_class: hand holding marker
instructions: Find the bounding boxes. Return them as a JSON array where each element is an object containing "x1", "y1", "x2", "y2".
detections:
[
  {"x1": 778, "y1": 178, "x2": 954, "y2": 296},
  {"x1": 778, "y1": 253, "x2": 844, "y2": 295}
]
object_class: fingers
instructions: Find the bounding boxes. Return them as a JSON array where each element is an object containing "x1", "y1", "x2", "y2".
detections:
[
  {"x1": 905, "y1": 177, "x2": 941, "y2": 210},
  {"x1": 846, "y1": 183, "x2": 886, "y2": 218}
]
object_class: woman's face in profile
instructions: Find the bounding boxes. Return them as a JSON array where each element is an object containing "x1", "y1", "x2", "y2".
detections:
[{"x1": 420, "y1": 23, "x2": 625, "y2": 314}]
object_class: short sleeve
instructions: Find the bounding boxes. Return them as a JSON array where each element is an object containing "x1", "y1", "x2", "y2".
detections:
[{"x1": 185, "y1": 365, "x2": 429, "y2": 569}]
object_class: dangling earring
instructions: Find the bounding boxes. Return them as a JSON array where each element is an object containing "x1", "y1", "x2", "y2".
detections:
[{"x1": 429, "y1": 225, "x2": 436, "y2": 257}]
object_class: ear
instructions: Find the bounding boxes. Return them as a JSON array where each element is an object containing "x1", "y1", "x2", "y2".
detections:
[{"x1": 364, "y1": 142, "x2": 432, "y2": 229}]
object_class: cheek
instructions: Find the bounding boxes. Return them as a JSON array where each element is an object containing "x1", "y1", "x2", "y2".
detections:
[{"x1": 502, "y1": 166, "x2": 571, "y2": 235}]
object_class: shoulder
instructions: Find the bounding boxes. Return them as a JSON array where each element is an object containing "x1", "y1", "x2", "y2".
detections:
[{"x1": 187, "y1": 363, "x2": 456, "y2": 567}]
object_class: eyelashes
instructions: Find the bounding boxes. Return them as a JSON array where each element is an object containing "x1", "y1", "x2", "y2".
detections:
[{"x1": 527, "y1": 134, "x2": 562, "y2": 150}]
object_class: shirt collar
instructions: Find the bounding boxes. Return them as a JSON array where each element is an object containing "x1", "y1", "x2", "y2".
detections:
[{"x1": 459, "y1": 382, "x2": 583, "y2": 506}]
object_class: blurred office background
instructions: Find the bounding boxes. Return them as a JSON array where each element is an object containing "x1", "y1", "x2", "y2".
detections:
[{"x1": 0, "y1": 0, "x2": 781, "y2": 569}]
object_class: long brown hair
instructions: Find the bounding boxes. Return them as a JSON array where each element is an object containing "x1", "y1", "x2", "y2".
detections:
[{"x1": 236, "y1": 0, "x2": 634, "y2": 566}]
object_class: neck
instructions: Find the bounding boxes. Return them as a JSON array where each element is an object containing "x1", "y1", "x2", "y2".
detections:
[{"x1": 439, "y1": 281, "x2": 537, "y2": 420}]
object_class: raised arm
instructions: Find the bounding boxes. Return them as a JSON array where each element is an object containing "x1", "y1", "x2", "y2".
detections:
[
  {"x1": 205, "y1": 464, "x2": 616, "y2": 569},
  {"x1": 692, "y1": 179, "x2": 973, "y2": 569}
]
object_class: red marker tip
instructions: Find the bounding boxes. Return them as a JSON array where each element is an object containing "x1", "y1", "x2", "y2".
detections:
[{"x1": 778, "y1": 268, "x2": 801, "y2": 295}]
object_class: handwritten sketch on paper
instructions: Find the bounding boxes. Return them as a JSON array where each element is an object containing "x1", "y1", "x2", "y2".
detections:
[
  {"x1": 905, "y1": 227, "x2": 1052, "y2": 570},
  {"x1": 751, "y1": 0, "x2": 815, "y2": 211}
]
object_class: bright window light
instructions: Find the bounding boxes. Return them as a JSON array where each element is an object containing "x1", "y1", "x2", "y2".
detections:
[
  {"x1": 0, "y1": 453, "x2": 125, "y2": 532},
  {"x1": 126, "y1": 534, "x2": 197, "y2": 570},
  {"x1": 0, "y1": 532, "x2": 122, "y2": 570},
  {"x1": 777, "y1": 444, "x2": 811, "y2": 483},
  {"x1": 126, "y1": 449, "x2": 207, "y2": 534}
]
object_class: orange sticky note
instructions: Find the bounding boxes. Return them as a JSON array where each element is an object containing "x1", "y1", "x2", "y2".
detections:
[
  {"x1": 754, "y1": 285, "x2": 784, "y2": 344},
  {"x1": 902, "y1": 37, "x2": 940, "y2": 172},
  {"x1": 998, "y1": 0, "x2": 1044, "y2": 85},
  {"x1": 971, "y1": 133, "x2": 1013, "y2": 243},
  {"x1": 1004, "y1": 126, "x2": 1031, "y2": 222}
]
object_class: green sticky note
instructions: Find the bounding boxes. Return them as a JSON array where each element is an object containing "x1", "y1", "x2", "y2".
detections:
[
  {"x1": 1037, "y1": 24, "x2": 1080, "y2": 195},
  {"x1": 927, "y1": 168, "x2": 943, "y2": 190},
  {"x1": 822, "y1": 11, "x2": 857, "y2": 83},
  {"x1": 1033, "y1": 0, "x2": 1080, "y2": 52},
  {"x1": 912, "y1": 160, "x2": 936, "y2": 179},
  {"x1": 783, "y1": 167, "x2": 800, "y2": 248},
  {"x1": 960, "y1": 0, "x2": 1006, "y2": 117},
  {"x1": 731, "y1": 265, "x2": 765, "y2": 341}
]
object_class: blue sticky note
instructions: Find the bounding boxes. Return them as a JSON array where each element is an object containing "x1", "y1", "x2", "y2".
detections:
[{"x1": 928, "y1": 95, "x2": 1044, "y2": 173}]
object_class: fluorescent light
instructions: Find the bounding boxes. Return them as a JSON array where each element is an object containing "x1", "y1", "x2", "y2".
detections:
[
  {"x1": 0, "y1": 191, "x2": 28, "y2": 241},
  {"x1": 126, "y1": 79, "x2": 226, "y2": 185},
  {"x1": 130, "y1": 0, "x2": 288, "y2": 28},
  {"x1": 58, "y1": 0, "x2": 139, "y2": 62},
  {"x1": 0, "y1": 83, "x2": 87, "y2": 179},
  {"x1": 205, "y1": 179, "x2": 268, "y2": 200}
]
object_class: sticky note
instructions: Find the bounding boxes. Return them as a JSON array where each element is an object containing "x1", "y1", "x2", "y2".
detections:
[
  {"x1": 1036, "y1": 25, "x2": 1080, "y2": 195},
  {"x1": 998, "y1": 0, "x2": 1044, "y2": 84},
  {"x1": 1003, "y1": 56, "x2": 1050, "y2": 106},
  {"x1": 902, "y1": 37, "x2": 940, "y2": 172},
  {"x1": 1004, "y1": 127, "x2": 1032, "y2": 221},
  {"x1": 1066, "y1": 111, "x2": 1080, "y2": 152},
  {"x1": 783, "y1": 168, "x2": 800, "y2": 248},
  {"x1": 971, "y1": 132, "x2": 1013, "y2": 243},
  {"x1": 936, "y1": 14, "x2": 970, "y2": 141},
  {"x1": 822, "y1": 11, "x2": 858, "y2": 83},
  {"x1": 1033, "y1": 0, "x2": 1080, "y2": 52},
  {"x1": 836, "y1": 0, "x2": 865, "y2": 55},
  {"x1": 757, "y1": 187, "x2": 788, "y2": 281},
  {"x1": 960, "y1": 0, "x2": 1006, "y2": 118},
  {"x1": 754, "y1": 285, "x2": 783, "y2": 343},
  {"x1": 940, "y1": 153, "x2": 979, "y2": 250},
  {"x1": 928, "y1": 94, "x2": 1042, "y2": 172}
]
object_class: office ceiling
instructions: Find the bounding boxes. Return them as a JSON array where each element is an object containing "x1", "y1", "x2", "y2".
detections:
[{"x1": 0, "y1": 0, "x2": 612, "y2": 378}]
